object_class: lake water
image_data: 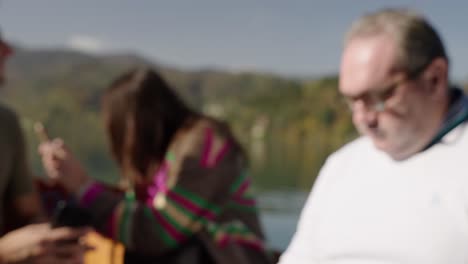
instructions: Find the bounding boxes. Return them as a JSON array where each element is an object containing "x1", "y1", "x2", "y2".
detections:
[{"x1": 257, "y1": 190, "x2": 309, "y2": 250}]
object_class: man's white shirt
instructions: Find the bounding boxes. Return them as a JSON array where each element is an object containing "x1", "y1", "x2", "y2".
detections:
[{"x1": 279, "y1": 123, "x2": 468, "y2": 264}]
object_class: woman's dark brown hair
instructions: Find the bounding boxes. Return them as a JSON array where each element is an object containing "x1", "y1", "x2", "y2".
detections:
[{"x1": 102, "y1": 67, "x2": 196, "y2": 179}]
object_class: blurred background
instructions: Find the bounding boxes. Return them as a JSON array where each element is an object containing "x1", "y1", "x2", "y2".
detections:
[{"x1": 0, "y1": 0, "x2": 467, "y2": 251}]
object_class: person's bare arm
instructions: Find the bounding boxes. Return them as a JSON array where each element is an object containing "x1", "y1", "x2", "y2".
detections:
[{"x1": 0, "y1": 223, "x2": 90, "y2": 264}]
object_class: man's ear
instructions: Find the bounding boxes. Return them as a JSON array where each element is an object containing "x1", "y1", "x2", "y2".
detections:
[{"x1": 423, "y1": 57, "x2": 449, "y2": 98}]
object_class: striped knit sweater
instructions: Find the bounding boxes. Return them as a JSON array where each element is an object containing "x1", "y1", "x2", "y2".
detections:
[{"x1": 77, "y1": 117, "x2": 272, "y2": 263}]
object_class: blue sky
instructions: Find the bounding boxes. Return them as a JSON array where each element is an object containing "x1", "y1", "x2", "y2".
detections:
[{"x1": 1, "y1": 1, "x2": 467, "y2": 81}]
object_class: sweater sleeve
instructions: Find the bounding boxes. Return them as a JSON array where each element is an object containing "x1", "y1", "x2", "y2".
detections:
[{"x1": 77, "y1": 125, "x2": 249, "y2": 255}]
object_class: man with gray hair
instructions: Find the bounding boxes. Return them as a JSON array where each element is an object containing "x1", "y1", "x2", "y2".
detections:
[{"x1": 279, "y1": 8, "x2": 468, "y2": 263}]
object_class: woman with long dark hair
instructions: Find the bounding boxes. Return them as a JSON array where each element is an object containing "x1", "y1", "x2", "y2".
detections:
[{"x1": 40, "y1": 67, "x2": 273, "y2": 264}]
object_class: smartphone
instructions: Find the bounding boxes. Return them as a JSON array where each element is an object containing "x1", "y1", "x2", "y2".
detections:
[{"x1": 51, "y1": 200, "x2": 93, "y2": 228}]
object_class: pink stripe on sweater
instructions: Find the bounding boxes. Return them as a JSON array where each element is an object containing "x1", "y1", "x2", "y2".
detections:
[
  {"x1": 212, "y1": 141, "x2": 230, "y2": 166},
  {"x1": 147, "y1": 162, "x2": 169, "y2": 199},
  {"x1": 79, "y1": 182, "x2": 105, "y2": 207},
  {"x1": 166, "y1": 191, "x2": 216, "y2": 220},
  {"x1": 233, "y1": 178, "x2": 251, "y2": 197},
  {"x1": 200, "y1": 127, "x2": 214, "y2": 168},
  {"x1": 150, "y1": 208, "x2": 185, "y2": 242}
]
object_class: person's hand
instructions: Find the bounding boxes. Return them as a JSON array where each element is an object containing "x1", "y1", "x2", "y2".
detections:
[
  {"x1": 38, "y1": 138, "x2": 90, "y2": 194},
  {"x1": 0, "y1": 223, "x2": 91, "y2": 264}
]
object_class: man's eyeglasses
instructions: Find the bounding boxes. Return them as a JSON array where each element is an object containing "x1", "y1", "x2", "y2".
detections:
[
  {"x1": 344, "y1": 61, "x2": 432, "y2": 112},
  {"x1": 343, "y1": 78, "x2": 404, "y2": 112},
  {"x1": 342, "y1": 65, "x2": 428, "y2": 113}
]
